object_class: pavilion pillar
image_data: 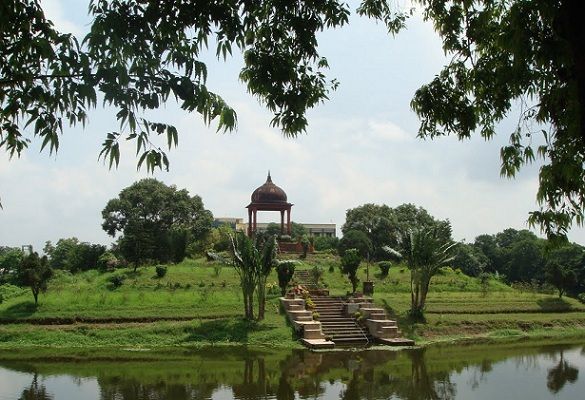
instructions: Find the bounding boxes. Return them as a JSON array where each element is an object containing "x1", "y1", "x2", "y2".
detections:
[
  {"x1": 253, "y1": 209, "x2": 257, "y2": 234},
  {"x1": 280, "y1": 210, "x2": 285, "y2": 234},
  {"x1": 286, "y1": 207, "x2": 291, "y2": 235},
  {"x1": 248, "y1": 208, "x2": 252, "y2": 236}
]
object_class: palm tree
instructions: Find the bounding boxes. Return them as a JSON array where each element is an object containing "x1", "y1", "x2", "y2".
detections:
[
  {"x1": 385, "y1": 226, "x2": 455, "y2": 318},
  {"x1": 230, "y1": 232, "x2": 277, "y2": 320}
]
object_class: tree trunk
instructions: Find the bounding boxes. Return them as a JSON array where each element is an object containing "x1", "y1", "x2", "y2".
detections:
[
  {"x1": 32, "y1": 287, "x2": 38, "y2": 306},
  {"x1": 247, "y1": 292, "x2": 255, "y2": 320},
  {"x1": 257, "y1": 278, "x2": 266, "y2": 321}
]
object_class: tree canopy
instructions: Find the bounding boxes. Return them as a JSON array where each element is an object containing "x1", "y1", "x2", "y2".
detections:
[
  {"x1": 411, "y1": 0, "x2": 585, "y2": 239},
  {"x1": 102, "y1": 178, "x2": 213, "y2": 265},
  {"x1": 1, "y1": 0, "x2": 405, "y2": 173},
  {"x1": 2, "y1": 0, "x2": 584, "y2": 238},
  {"x1": 342, "y1": 203, "x2": 451, "y2": 259}
]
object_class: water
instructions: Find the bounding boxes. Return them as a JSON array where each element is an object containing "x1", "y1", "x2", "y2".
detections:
[{"x1": 1, "y1": 342, "x2": 584, "y2": 399}]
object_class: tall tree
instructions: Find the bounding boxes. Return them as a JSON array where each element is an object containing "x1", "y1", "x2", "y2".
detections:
[
  {"x1": 102, "y1": 179, "x2": 212, "y2": 267},
  {"x1": 229, "y1": 232, "x2": 277, "y2": 320},
  {"x1": 386, "y1": 226, "x2": 456, "y2": 318},
  {"x1": 16, "y1": 252, "x2": 52, "y2": 305},
  {"x1": 410, "y1": 0, "x2": 585, "y2": 239},
  {"x1": 342, "y1": 203, "x2": 450, "y2": 260},
  {"x1": 544, "y1": 243, "x2": 585, "y2": 297}
]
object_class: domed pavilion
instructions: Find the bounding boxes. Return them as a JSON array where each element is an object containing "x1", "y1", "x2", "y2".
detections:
[{"x1": 246, "y1": 172, "x2": 293, "y2": 236}]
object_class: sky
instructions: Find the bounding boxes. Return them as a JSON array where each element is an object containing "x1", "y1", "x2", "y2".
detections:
[{"x1": 2, "y1": 0, "x2": 584, "y2": 252}]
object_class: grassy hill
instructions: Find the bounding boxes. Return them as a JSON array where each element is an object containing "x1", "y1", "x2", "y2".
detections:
[{"x1": 0, "y1": 252, "x2": 584, "y2": 349}]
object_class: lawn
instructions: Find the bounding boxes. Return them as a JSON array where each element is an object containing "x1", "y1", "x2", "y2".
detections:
[{"x1": 1, "y1": 252, "x2": 585, "y2": 349}]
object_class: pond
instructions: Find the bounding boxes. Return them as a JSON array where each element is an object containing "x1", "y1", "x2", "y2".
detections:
[{"x1": 0, "y1": 342, "x2": 584, "y2": 399}]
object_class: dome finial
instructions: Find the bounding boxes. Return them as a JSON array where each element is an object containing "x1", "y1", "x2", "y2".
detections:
[{"x1": 267, "y1": 170, "x2": 272, "y2": 183}]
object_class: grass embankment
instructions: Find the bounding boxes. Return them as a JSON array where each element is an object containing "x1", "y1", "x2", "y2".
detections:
[
  {"x1": 1, "y1": 253, "x2": 584, "y2": 350},
  {"x1": 0, "y1": 258, "x2": 299, "y2": 349}
]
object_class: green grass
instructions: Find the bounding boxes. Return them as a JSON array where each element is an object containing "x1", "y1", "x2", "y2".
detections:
[
  {"x1": 1, "y1": 252, "x2": 585, "y2": 350},
  {"x1": 0, "y1": 258, "x2": 284, "y2": 321}
]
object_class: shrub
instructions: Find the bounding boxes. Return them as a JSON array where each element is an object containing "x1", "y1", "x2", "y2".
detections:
[
  {"x1": 107, "y1": 274, "x2": 124, "y2": 289},
  {"x1": 378, "y1": 261, "x2": 392, "y2": 276},
  {"x1": 97, "y1": 251, "x2": 119, "y2": 271},
  {"x1": 310, "y1": 265, "x2": 324, "y2": 284},
  {"x1": 341, "y1": 248, "x2": 361, "y2": 293},
  {"x1": 155, "y1": 265, "x2": 167, "y2": 278},
  {"x1": 0, "y1": 283, "x2": 26, "y2": 301},
  {"x1": 277, "y1": 261, "x2": 296, "y2": 296},
  {"x1": 313, "y1": 236, "x2": 339, "y2": 251},
  {"x1": 478, "y1": 272, "x2": 491, "y2": 296},
  {"x1": 578, "y1": 293, "x2": 585, "y2": 304},
  {"x1": 312, "y1": 311, "x2": 320, "y2": 320}
]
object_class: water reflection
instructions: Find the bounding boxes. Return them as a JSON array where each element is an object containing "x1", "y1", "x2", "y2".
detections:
[
  {"x1": 0, "y1": 343, "x2": 584, "y2": 400},
  {"x1": 546, "y1": 350, "x2": 579, "y2": 393},
  {"x1": 19, "y1": 374, "x2": 53, "y2": 400}
]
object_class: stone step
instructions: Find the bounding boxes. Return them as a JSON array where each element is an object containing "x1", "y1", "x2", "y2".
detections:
[
  {"x1": 323, "y1": 329, "x2": 365, "y2": 337},
  {"x1": 319, "y1": 317, "x2": 354, "y2": 322},
  {"x1": 321, "y1": 321, "x2": 360, "y2": 326}
]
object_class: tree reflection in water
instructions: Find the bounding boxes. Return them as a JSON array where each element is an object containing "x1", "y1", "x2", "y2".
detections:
[
  {"x1": 1, "y1": 344, "x2": 583, "y2": 400},
  {"x1": 547, "y1": 350, "x2": 579, "y2": 394},
  {"x1": 18, "y1": 374, "x2": 52, "y2": 400}
]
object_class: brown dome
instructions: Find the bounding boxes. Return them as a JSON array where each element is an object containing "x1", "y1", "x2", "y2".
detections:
[{"x1": 251, "y1": 172, "x2": 288, "y2": 203}]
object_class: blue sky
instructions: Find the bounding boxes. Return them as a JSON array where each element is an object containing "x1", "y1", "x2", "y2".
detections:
[{"x1": 1, "y1": 0, "x2": 583, "y2": 252}]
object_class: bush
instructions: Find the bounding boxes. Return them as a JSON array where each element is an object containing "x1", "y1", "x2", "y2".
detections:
[
  {"x1": 277, "y1": 261, "x2": 296, "y2": 296},
  {"x1": 310, "y1": 265, "x2": 324, "y2": 284},
  {"x1": 107, "y1": 274, "x2": 125, "y2": 289},
  {"x1": 314, "y1": 236, "x2": 339, "y2": 251},
  {"x1": 97, "y1": 251, "x2": 119, "y2": 271},
  {"x1": 0, "y1": 283, "x2": 26, "y2": 301},
  {"x1": 155, "y1": 265, "x2": 167, "y2": 278},
  {"x1": 578, "y1": 293, "x2": 585, "y2": 304},
  {"x1": 378, "y1": 261, "x2": 392, "y2": 276}
]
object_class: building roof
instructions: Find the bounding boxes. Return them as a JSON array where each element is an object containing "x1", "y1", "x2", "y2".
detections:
[{"x1": 250, "y1": 172, "x2": 288, "y2": 204}]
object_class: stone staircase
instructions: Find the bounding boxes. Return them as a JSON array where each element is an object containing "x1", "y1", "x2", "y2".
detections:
[
  {"x1": 293, "y1": 270, "x2": 319, "y2": 290},
  {"x1": 282, "y1": 269, "x2": 414, "y2": 349},
  {"x1": 312, "y1": 296, "x2": 371, "y2": 346}
]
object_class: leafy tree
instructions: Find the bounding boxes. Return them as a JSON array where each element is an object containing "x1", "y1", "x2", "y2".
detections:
[
  {"x1": 16, "y1": 252, "x2": 52, "y2": 305},
  {"x1": 387, "y1": 226, "x2": 456, "y2": 318},
  {"x1": 43, "y1": 238, "x2": 105, "y2": 272},
  {"x1": 265, "y1": 223, "x2": 283, "y2": 237},
  {"x1": 341, "y1": 248, "x2": 362, "y2": 294},
  {"x1": 0, "y1": 247, "x2": 23, "y2": 282},
  {"x1": 473, "y1": 234, "x2": 502, "y2": 273},
  {"x1": 342, "y1": 203, "x2": 450, "y2": 259},
  {"x1": 338, "y1": 229, "x2": 372, "y2": 259},
  {"x1": 290, "y1": 222, "x2": 307, "y2": 240},
  {"x1": 229, "y1": 232, "x2": 277, "y2": 320},
  {"x1": 502, "y1": 235, "x2": 545, "y2": 283},
  {"x1": 102, "y1": 179, "x2": 213, "y2": 268},
  {"x1": 277, "y1": 261, "x2": 296, "y2": 296},
  {"x1": 545, "y1": 261, "x2": 577, "y2": 299},
  {"x1": 96, "y1": 251, "x2": 119, "y2": 271},
  {"x1": 545, "y1": 244, "x2": 585, "y2": 297},
  {"x1": 410, "y1": 0, "x2": 585, "y2": 239},
  {"x1": 342, "y1": 204, "x2": 394, "y2": 259},
  {"x1": 313, "y1": 236, "x2": 339, "y2": 251},
  {"x1": 452, "y1": 242, "x2": 488, "y2": 277},
  {"x1": 1, "y1": 0, "x2": 406, "y2": 173}
]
